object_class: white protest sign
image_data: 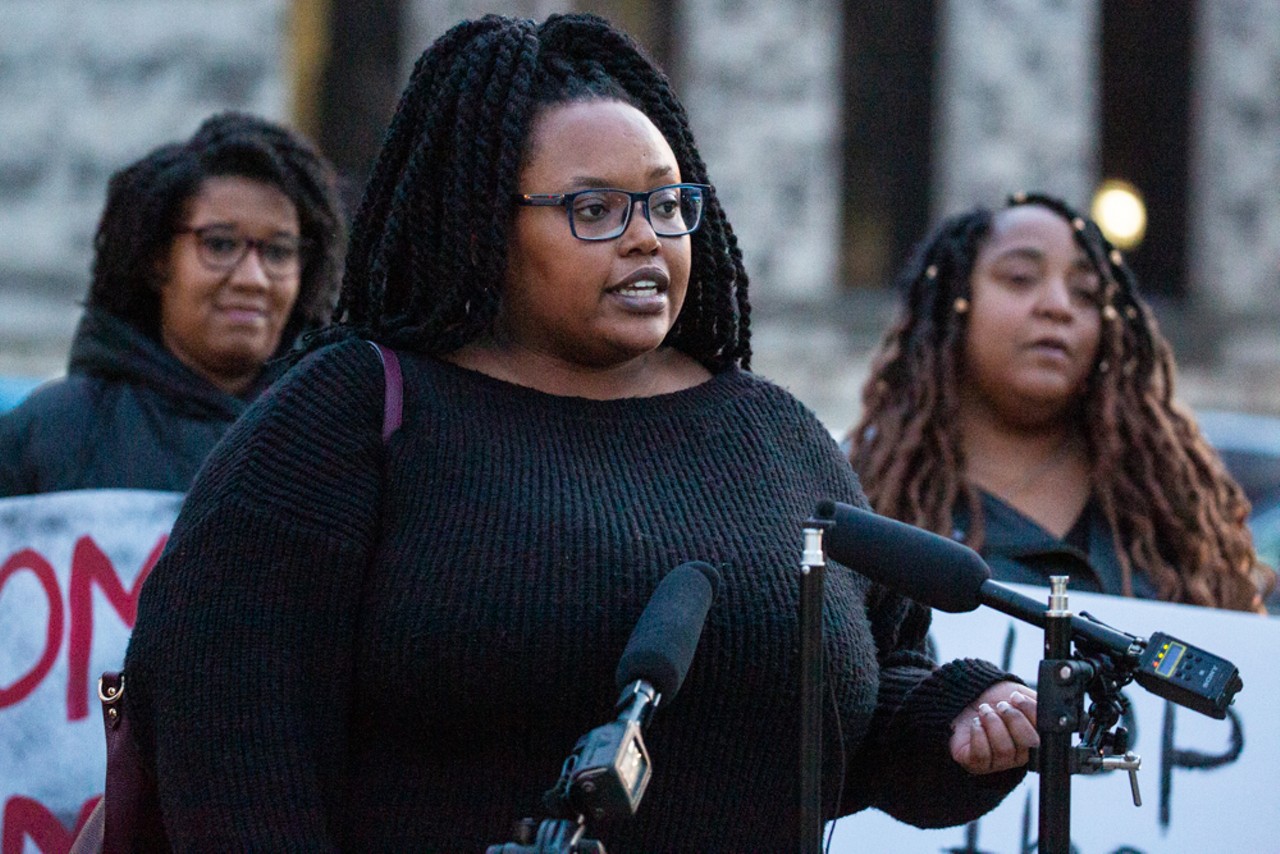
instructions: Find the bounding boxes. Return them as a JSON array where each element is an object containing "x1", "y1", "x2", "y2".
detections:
[
  {"x1": 830, "y1": 584, "x2": 1278, "y2": 853},
  {"x1": 0, "y1": 490, "x2": 181, "y2": 854}
]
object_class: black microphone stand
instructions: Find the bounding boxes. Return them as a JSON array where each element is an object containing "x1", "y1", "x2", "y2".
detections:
[
  {"x1": 1032, "y1": 577, "x2": 1143, "y2": 854},
  {"x1": 799, "y1": 518, "x2": 832, "y2": 854},
  {"x1": 1036, "y1": 576, "x2": 1075, "y2": 853}
]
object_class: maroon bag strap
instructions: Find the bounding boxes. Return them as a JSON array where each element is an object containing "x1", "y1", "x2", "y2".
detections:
[
  {"x1": 97, "y1": 672, "x2": 165, "y2": 853},
  {"x1": 367, "y1": 340, "x2": 403, "y2": 441}
]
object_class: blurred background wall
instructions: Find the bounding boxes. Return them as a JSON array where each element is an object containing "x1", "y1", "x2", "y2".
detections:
[{"x1": 2, "y1": 0, "x2": 1278, "y2": 434}]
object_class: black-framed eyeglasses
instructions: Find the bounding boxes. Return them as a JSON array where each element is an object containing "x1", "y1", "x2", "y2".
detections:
[
  {"x1": 512, "y1": 183, "x2": 711, "y2": 241},
  {"x1": 175, "y1": 226, "x2": 309, "y2": 278}
]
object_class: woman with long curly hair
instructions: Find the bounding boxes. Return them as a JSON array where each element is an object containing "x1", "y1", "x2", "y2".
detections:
[
  {"x1": 124, "y1": 14, "x2": 1038, "y2": 851},
  {"x1": 849, "y1": 192, "x2": 1273, "y2": 613}
]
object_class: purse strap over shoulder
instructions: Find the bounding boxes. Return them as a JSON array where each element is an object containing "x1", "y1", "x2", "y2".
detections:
[{"x1": 366, "y1": 341, "x2": 404, "y2": 442}]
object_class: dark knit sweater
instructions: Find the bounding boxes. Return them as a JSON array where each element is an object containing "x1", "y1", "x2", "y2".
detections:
[{"x1": 125, "y1": 339, "x2": 1023, "y2": 852}]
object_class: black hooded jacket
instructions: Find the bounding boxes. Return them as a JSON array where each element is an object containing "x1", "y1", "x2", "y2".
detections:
[{"x1": 0, "y1": 307, "x2": 279, "y2": 496}]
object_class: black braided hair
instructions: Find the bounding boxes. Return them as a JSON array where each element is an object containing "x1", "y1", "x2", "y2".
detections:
[
  {"x1": 851, "y1": 192, "x2": 1269, "y2": 611},
  {"x1": 313, "y1": 13, "x2": 751, "y2": 370},
  {"x1": 89, "y1": 111, "x2": 345, "y2": 355}
]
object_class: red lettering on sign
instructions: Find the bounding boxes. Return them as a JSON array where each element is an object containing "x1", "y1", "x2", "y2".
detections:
[
  {"x1": 0, "y1": 550, "x2": 63, "y2": 709},
  {"x1": 66, "y1": 535, "x2": 166, "y2": 720},
  {"x1": 1, "y1": 795, "x2": 100, "y2": 854}
]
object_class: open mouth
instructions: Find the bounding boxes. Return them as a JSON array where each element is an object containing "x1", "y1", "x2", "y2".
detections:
[
  {"x1": 609, "y1": 279, "x2": 665, "y2": 298},
  {"x1": 1028, "y1": 337, "x2": 1070, "y2": 356},
  {"x1": 608, "y1": 267, "x2": 670, "y2": 299},
  {"x1": 218, "y1": 305, "x2": 270, "y2": 324}
]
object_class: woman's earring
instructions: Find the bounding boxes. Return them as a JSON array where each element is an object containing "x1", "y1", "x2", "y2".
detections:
[
  {"x1": 953, "y1": 297, "x2": 969, "y2": 315},
  {"x1": 1097, "y1": 359, "x2": 1111, "y2": 374}
]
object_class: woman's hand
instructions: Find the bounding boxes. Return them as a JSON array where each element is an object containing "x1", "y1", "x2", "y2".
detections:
[{"x1": 949, "y1": 682, "x2": 1039, "y2": 775}]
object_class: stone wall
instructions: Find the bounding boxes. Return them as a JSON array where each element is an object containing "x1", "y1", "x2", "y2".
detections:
[
  {"x1": 1, "y1": 0, "x2": 1278, "y2": 421},
  {"x1": 1191, "y1": 1, "x2": 1280, "y2": 375},
  {"x1": 1182, "y1": 1, "x2": 1280, "y2": 407},
  {"x1": 677, "y1": 0, "x2": 842, "y2": 300},
  {"x1": 0, "y1": 1, "x2": 290, "y2": 288},
  {"x1": 934, "y1": 0, "x2": 1099, "y2": 215}
]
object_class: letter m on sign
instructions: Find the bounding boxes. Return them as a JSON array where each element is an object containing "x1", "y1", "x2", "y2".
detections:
[{"x1": 67, "y1": 535, "x2": 166, "y2": 721}]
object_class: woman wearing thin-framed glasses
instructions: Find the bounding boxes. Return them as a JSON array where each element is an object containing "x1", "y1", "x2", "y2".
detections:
[{"x1": 0, "y1": 112, "x2": 344, "y2": 495}]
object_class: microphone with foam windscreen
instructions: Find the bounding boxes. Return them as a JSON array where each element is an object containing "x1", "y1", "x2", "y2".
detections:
[
  {"x1": 615, "y1": 560, "x2": 720, "y2": 701},
  {"x1": 813, "y1": 500, "x2": 1242, "y2": 718},
  {"x1": 548, "y1": 561, "x2": 720, "y2": 825},
  {"x1": 816, "y1": 499, "x2": 991, "y2": 612}
]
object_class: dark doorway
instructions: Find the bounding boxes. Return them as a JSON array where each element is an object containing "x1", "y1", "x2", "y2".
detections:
[
  {"x1": 840, "y1": 2, "x2": 935, "y2": 290},
  {"x1": 1101, "y1": 3, "x2": 1193, "y2": 298},
  {"x1": 315, "y1": 0, "x2": 403, "y2": 217}
]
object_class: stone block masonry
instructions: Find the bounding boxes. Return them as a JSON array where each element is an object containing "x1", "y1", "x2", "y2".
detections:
[{"x1": 0, "y1": 1, "x2": 289, "y2": 296}]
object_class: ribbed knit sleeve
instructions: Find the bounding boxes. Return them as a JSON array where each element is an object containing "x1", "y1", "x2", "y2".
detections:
[
  {"x1": 841, "y1": 582, "x2": 1026, "y2": 826},
  {"x1": 124, "y1": 339, "x2": 385, "y2": 852}
]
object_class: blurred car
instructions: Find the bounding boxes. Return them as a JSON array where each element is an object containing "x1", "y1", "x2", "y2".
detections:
[
  {"x1": 1197, "y1": 409, "x2": 1280, "y2": 611},
  {"x1": 0, "y1": 376, "x2": 43, "y2": 413}
]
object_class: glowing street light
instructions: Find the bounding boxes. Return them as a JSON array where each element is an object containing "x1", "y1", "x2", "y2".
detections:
[{"x1": 1091, "y1": 179, "x2": 1147, "y2": 250}]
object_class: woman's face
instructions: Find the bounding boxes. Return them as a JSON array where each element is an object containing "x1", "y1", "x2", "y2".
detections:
[
  {"x1": 158, "y1": 175, "x2": 302, "y2": 394},
  {"x1": 500, "y1": 99, "x2": 692, "y2": 368},
  {"x1": 961, "y1": 204, "x2": 1103, "y2": 424}
]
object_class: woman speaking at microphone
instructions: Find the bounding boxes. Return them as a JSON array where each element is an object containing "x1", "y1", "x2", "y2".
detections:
[{"x1": 124, "y1": 14, "x2": 1038, "y2": 851}]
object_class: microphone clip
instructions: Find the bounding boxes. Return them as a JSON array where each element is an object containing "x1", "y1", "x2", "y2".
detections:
[
  {"x1": 544, "y1": 680, "x2": 658, "y2": 825},
  {"x1": 487, "y1": 562, "x2": 716, "y2": 854}
]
